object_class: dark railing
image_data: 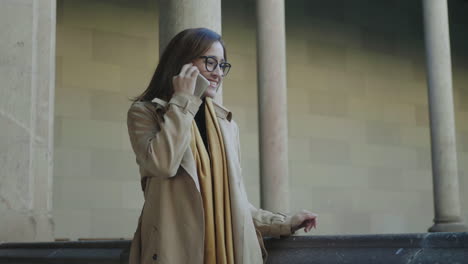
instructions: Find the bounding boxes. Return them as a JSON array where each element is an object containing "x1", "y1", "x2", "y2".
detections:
[
  {"x1": 264, "y1": 232, "x2": 468, "y2": 264},
  {"x1": 1, "y1": 232, "x2": 467, "y2": 264}
]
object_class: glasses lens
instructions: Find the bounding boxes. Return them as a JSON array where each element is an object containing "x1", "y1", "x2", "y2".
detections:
[
  {"x1": 205, "y1": 57, "x2": 217, "y2": 72},
  {"x1": 221, "y1": 63, "x2": 231, "y2": 76}
]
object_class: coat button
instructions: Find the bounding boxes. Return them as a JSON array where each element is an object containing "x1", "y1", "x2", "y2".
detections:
[{"x1": 152, "y1": 254, "x2": 158, "y2": 260}]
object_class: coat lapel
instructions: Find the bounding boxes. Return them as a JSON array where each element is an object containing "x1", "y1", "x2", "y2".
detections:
[
  {"x1": 217, "y1": 117, "x2": 247, "y2": 264},
  {"x1": 180, "y1": 145, "x2": 201, "y2": 192}
]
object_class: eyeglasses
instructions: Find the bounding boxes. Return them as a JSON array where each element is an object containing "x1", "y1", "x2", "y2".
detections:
[{"x1": 199, "y1": 56, "x2": 231, "y2": 76}]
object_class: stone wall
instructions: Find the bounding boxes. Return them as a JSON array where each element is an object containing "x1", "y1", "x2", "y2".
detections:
[
  {"x1": 0, "y1": 0, "x2": 55, "y2": 242},
  {"x1": 282, "y1": 0, "x2": 468, "y2": 234},
  {"x1": 52, "y1": 0, "x2": 468, "y2": 239},
  {"x1": 53, "y1": 0, "x2": 157, "y2": 240}
]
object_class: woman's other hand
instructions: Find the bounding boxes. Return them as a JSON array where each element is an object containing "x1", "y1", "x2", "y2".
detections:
[
  {"x1": 290, "y1": 210, "x2": 318, "y2": 233},
  {"x1": 173, "y1": 63, "x2": 199, "y2": 95}
]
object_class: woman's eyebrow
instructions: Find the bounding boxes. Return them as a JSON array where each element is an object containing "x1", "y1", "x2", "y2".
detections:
[{"x1": 205, "y1": 55, "x2": 225, "y2": 62}]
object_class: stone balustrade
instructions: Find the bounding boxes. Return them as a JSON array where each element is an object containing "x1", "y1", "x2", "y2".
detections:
[{"x1": 1, "y1": 232, "x2": 467, "y2": 264}]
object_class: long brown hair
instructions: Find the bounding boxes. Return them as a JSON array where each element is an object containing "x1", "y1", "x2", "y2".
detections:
[{"x1": 134, "y1": 28, "x2": 226, "y2": 102}]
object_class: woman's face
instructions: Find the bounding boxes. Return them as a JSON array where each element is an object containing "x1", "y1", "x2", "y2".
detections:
[{"x1": 193, "y1": 41, "x2": 225, "y2": 99}]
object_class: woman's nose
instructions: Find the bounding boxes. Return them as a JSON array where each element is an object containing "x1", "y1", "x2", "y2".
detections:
[{"x1": 213, "y1": 65, "x2": 223, "y2": 78}]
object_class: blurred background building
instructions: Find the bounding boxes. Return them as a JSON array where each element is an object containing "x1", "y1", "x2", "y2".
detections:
[{"x1": 1, "y1": 0, "x2": 467, "y2": 242}]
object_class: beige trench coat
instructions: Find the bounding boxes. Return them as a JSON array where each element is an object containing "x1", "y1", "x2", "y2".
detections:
[{"x1": 127, "y1": 92, "x2": 293, "y2": 264}]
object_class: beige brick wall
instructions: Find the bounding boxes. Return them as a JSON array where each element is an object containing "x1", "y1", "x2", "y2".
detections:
[
  {"x1": 54, "y1": 0, "x2": 156, "y2": 239},
  {"x1": 53, "y1": 0, "x2": 468, "y2": 239},
  {"x1": 282, "y1": 0, "x2": 468, "y2": 235}
]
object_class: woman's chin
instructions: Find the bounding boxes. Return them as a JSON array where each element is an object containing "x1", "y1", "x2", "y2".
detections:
[{"x1": 203, "y1": 86, "x2": 217, "y2": 99}]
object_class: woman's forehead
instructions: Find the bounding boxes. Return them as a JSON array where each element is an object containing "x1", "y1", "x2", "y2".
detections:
[{"x1": 202, "y1": 42, "x2": 225, "y2": 61}]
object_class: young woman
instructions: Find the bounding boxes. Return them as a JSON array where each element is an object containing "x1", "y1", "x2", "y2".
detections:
[{"x1": 127, "y1": 28, "x2": 317, "y2": 264}]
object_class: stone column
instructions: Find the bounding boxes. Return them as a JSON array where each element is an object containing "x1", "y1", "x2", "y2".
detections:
[
  {"x1": 422, "y1": 0, "x2": 467, "y2": 232},
  {"x1": 158, "y1": 0, "x2": 223, "y2": 103},
  {"x1": 256, "y1": 0, "x2": 290, "y2": 212},
  {"x1": 0, "y1": 0, "x2": 56, "y2": 241}
]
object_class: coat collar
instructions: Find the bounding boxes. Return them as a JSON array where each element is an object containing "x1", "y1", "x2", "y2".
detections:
[
  {"x1": 151, "y1": 96, "x2": 232, "y2": 193},
  {"x1": 212, "y1": 100, "x2": 232, "y2": 122},
  {"x1": 152, "y1": 97, "x2": 232, "y2": 122}
]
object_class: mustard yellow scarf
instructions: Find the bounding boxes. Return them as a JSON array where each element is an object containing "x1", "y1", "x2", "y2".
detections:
[{"x1": 190, "y1": 98, "x2": 235, "y2": 264}]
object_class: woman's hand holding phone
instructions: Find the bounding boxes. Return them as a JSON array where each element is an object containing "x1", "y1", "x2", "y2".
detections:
[{"x1": 173, "y1": 63, "x2": 199, "y2": 95}]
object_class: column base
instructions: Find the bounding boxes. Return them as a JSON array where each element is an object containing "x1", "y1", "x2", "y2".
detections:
[{"x1": 428, "y1": 221, "x2": 468, "y2": 232}]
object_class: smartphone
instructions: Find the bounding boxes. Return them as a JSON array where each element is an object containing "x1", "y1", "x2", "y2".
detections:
[{"x1": 194, "y1": 74, "x2": 210, "y2": 98}]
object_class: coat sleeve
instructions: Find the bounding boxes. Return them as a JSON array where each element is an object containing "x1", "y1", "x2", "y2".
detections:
[
  {"x1": 127, "y1": 92, "x2": 202, "y2": 178},
  {"x1": 232, "y1": 121, "x2": 293, "y2": 238},
  {"x1": 249, "y1": 204, "x2": 293, "y2": 238}
]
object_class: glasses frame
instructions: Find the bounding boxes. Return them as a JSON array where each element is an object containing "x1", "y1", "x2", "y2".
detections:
[{"x1": 199, "y1": 56, "x2": 231, "y2": 77}]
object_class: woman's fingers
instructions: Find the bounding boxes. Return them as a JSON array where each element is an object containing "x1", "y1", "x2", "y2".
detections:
[
  {"x1": 310, "y1": 219, "x2": 316, "y2": 230},
  {"x1": 304, "y1": 219, "x2": 313, "y2": 232},
  {"x1": 179, "y1": 63, "x2": 193, "y2": 77},
  {"x1": 191, "y1": 66, "x2": 200, "y2": 78},
  {"x1": 300, "y1": 213, "x2": 318, "y2": 232},
  {"x1": 291, "y1": 210, "x2": 318, "y2": 233},
  {"x1": 306, "y1": 219, "x2": 316, "y2": 232},
  {"x1": 173, "y1": 64, "x2": 200, "y2": 95},
  {"x1": 187, "y1": 65, "x2": 199, "y2": 78}
]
